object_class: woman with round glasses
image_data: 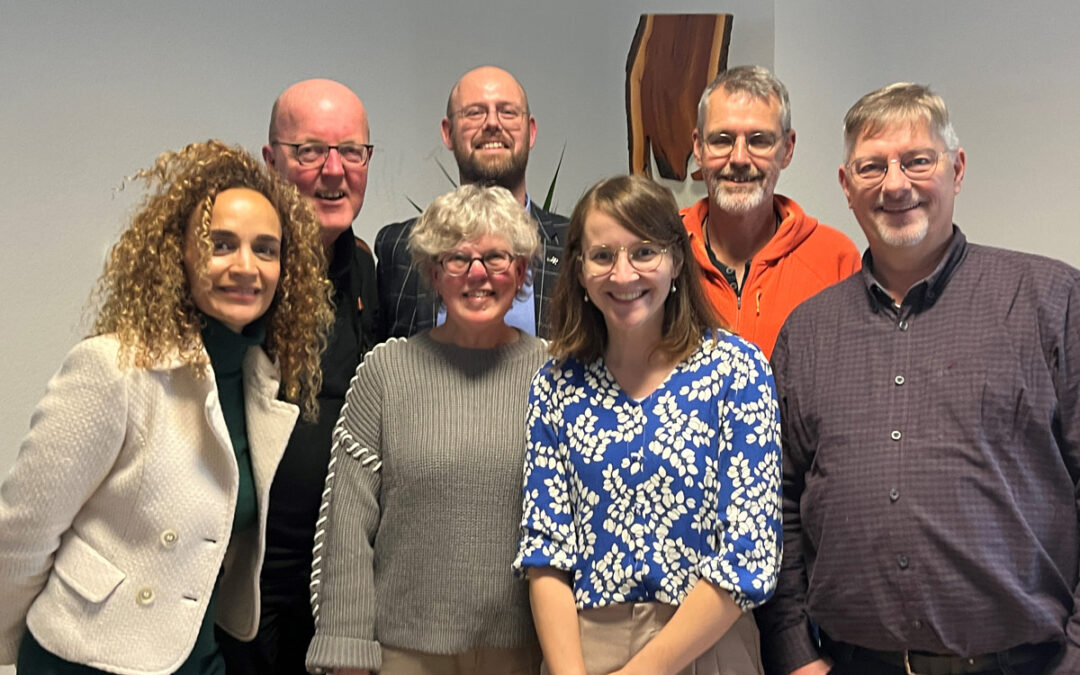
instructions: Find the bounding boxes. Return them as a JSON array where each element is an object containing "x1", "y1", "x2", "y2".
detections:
[
  {"x1": 0, "y1": 140, "x2": 333, "y2": 674},
  {"x1": 307, "y1": 184, "x2": 547, "y2": 675},
  {"x1": 515, "y1": 175, "x2": 782, "y2": 675}
]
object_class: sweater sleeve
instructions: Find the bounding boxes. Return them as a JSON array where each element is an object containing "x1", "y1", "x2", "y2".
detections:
[
  {"x1": 696, "y1": 339, "x2": 782, "y2": 611},
  {"x1": 513, "y1": 360, "x2": 579, "y2": 575},
  {"x1": 0, "y1": 338, "x2": 128, "y2": 663},
  {"x1": 305, "y1": 345, "x2": 386, "y2": 673}
]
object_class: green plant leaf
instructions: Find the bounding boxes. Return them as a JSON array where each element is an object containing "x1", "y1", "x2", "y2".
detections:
[
  {"x1": 543, "y1": 142, "x2": 566, "y2": 212},
  {"x1": 433, "y1": 156, "x2": 459, "y2": 188}
]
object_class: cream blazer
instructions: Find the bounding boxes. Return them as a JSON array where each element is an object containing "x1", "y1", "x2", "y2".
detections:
[{"x1": 0, "y1": 335, "x2": 298, "y2": 675}]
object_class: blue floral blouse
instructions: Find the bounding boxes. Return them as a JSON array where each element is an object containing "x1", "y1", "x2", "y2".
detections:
[{"x1": 513, "y1": 331, "x2": 781, "y2": 610}]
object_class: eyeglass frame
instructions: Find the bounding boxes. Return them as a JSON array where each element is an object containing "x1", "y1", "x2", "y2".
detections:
[
  {"x1": 699, "y1": 130, "x2": 787, "y2": 159},
  {"x1": 845, "y1": 148, "x2": 954, "y2": 187},
  {"x1": 449, "y1": 104, "x2": 529, "y2": 130},
  {"x1": 579, "y1": 242, "x2": 669, "y2": 277},
  {"x1": 270, "y1": 141, "x2": 375, "y2": 168},
  {"x1": 437, "y1": 249, "x2": 517, "y2": 277}
]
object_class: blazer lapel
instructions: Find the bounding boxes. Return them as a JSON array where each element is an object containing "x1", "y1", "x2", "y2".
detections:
[{"x1": 242, "y1": 348, "x2": 298, "y2": 499}]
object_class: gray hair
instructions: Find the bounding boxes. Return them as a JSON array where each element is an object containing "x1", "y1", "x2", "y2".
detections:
[
  {"x1": 697, "y1": 65, "x2": 791, "y2": 137},
  {"x1": 843, "y1": 82, "x2": 959, "y2": 160},
  {"x1": 408, "y1": 184, "x2": 539, "y2": 294}
]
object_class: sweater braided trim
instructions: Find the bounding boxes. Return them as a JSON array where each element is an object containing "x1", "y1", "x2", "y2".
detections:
[{"x1": 309, "y1": 339, "x2": 398, "y2": 627}]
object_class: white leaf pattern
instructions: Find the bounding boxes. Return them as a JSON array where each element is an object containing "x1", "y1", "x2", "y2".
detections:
[{"x1": 513, "y1": 331, "x2": 782, "y2": 611}]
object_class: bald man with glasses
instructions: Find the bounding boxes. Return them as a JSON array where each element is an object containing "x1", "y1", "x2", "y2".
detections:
[{"x1": 216, "y1": 78, "x2": 379, "y2": 675}]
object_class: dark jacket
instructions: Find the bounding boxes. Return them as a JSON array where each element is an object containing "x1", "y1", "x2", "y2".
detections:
[{"x1": 261, "y1": 229, "x2": 378, "y2": 578}]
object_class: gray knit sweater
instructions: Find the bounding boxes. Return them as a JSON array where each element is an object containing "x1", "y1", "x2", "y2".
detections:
[{"x1": 305, "y1": 331, "x2": 547, "y2": 672}]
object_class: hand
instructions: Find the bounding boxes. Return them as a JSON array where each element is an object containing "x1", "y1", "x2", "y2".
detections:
[{"x1": 790, "y1": 658, "x2": 832, "y2": 675}]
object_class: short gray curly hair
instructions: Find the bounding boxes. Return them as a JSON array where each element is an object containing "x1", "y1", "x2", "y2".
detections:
[{"x1": 408, "y1": 184, "x2": 540, "y2": 296}]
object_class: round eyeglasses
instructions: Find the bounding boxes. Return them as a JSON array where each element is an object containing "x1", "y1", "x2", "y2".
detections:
[
  {"x1": 847, "y1": 149, "x2": 951, "y2": 187},
  {"x1": 272, "y1": 141, "x2": 374, "y2": 168},
  {"x1": 439, "y1": 250, "x2": 515, "y2": 277},
  {"x1": 451, "y1": 104, "x2": 528, "y2": 130},
  {"x1": 701, "y1": 131, "x2": 783, "y2": 158},
  {"x1": 581, "y1": 242, "x2": 667, "y2": 277}
]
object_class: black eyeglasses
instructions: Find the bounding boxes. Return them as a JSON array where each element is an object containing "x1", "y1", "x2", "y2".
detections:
[
  {"x1": 271, "y1": 141, "x2": 374, "y2": 168},
  {"x1": 439, "y1": 250, "x2": 515, "y2": 276},
  {"x1": 451, "y1": 104, "x2": 528, "y2": 130}
]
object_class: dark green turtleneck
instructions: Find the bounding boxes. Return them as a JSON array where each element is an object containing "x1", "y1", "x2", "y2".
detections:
[
  {"x1": 179, "y1": 315, "x2": 266, "y2": 675},
  {"x1": 200, "y1": 314, "x2": 264, "y2": 534}
]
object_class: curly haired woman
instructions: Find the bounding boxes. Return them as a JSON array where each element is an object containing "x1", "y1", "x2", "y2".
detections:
[{"x1": 0, "y1": 140, "x2": 333, "y2": 675}]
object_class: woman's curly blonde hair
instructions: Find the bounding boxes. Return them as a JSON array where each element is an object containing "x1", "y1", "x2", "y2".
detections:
[{"x1": 90, "y1": 140, "x2": 333, "y2": 420}]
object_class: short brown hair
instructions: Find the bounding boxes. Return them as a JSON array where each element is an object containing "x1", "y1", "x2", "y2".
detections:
[{"x1": 547, "y1": 174, "x2": 722, "y2": 363}]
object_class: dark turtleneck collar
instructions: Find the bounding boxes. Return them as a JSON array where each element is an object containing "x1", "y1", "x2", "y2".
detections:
[
  {"x1": 200, "y1": 314, "x2": 267, "y2": 376},
  {"x1": 328, "y1": 228, "x2": 356, "y2": 286}
]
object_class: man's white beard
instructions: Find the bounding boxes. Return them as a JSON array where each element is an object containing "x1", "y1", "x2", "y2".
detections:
[{"x1": 710, "y1": 176, "x2": 769, "y2": 214}]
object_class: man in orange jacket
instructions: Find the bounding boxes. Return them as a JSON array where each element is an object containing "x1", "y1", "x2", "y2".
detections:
[{"x1": 685, "y1": 65, "x2": 860, "y2": 358}]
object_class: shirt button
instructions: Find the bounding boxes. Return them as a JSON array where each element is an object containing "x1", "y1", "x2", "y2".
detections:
[
  {"x1": 136, "y1": 587, "x2": 155, "y2": 606},
  {"x1": 912, "y1": 619, "x2": 923, "y2": 630},
  {"x1": 898, "y1": 320, "x2": 909, "y2": 331},
  {"x1": 890, "y1": 430, "x2": 902, "y2": 441},
  {"x1": 894, "y1": 375, "x2": 905, "y2": 386},
  {"x1": 160, "y1": 530, "x2": 179, "y2": 548},
  {"x1": 897, "y1": 555, "x2": 909, "y2": 569},
  {"x1": 889, "y1": 488, "x2": 900, "y2": 502}
]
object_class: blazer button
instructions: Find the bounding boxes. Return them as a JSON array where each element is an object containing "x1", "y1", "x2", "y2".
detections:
[
  {"x1": 160, "y1": 530, "x2": 179, "y2": 548},
  {"x1": 136, "y1": 587, "x2": 155, "y2": 606}
]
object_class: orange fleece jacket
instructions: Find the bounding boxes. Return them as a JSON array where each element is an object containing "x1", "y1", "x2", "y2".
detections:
[{"x1": 681, "y1": 194, "x2": 861, "y2": 359}]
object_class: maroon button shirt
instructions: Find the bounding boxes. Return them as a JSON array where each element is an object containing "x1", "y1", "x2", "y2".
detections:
[{"x1": 758, "y1": 228, "x2": 1080, "y2": 675}]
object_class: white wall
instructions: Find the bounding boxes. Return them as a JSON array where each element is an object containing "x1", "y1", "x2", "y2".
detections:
[
  {"x1": 0, "y1": 0, "x2": 773, "y2": 446},
  {"x1": 0, "y1": 2, "x2": 771, "y2": 670},
  {"x1": 1, "y1": 2, "x2": 1078, "y2": 670},
  {"x1": 774, "y1": 0, "x2": 1080, "y2": 263}
]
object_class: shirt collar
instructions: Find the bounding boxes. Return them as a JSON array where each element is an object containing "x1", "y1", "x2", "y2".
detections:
[{"x1": 861, "y1": 225, "x2": 969, "y2": 314}]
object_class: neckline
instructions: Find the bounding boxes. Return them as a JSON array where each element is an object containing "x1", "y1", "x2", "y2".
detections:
[
  {"x1": 416, "y1": 328, "x2": 535, "y2": 359},
  {"x1": 593, "y1": 352, "x2": 681, "y2": 404}
]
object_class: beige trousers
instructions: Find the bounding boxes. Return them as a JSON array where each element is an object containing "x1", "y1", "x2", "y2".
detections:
[
  {"x1": 541, "y1": 602, "x2": 763, "y2": 675},
  {"x1": 379, "y1": 643, "x2": 541, "y2": 675}
]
